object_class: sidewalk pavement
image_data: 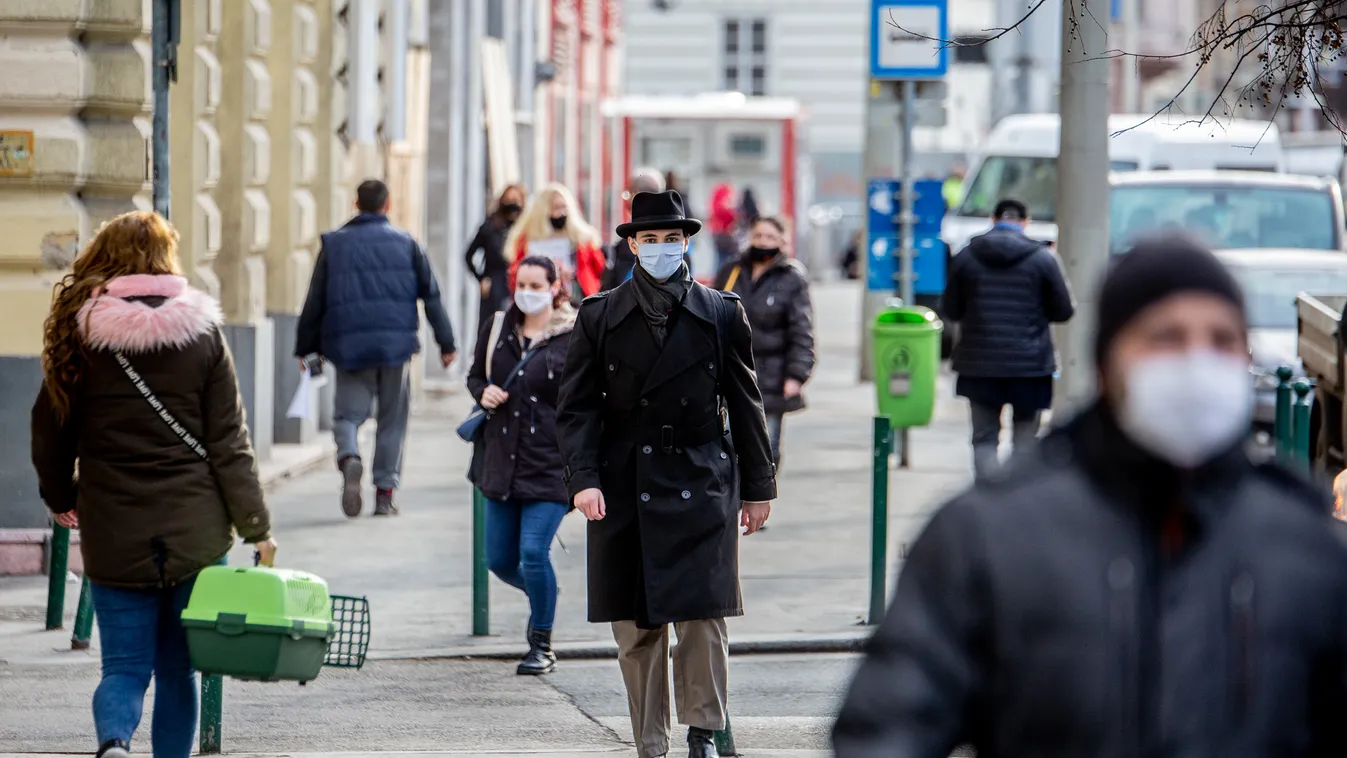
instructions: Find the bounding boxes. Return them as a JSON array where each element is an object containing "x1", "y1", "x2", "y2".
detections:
[
  {"x1": 0, "y1": 280, "x2": 977, "y2": 663},
  {"x1": 1, "y1": 753, "x2": 831, "y2": 758}
]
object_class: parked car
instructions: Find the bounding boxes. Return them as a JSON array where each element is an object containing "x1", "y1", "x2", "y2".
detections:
[
  {"x1": 1216, "y1": 249, "x2": 1347, "y2": 428},
  {"x1": 1111, "y1": 170, "x2": 1346, "y2": 255}
]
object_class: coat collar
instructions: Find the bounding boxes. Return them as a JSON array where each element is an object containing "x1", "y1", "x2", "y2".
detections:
[
  {"x1": 79, "y1": 274, "x2": 222, "y2": 354},
  {"x1": 605, "y1": 278, "x2": 722, "y2": 331},
  {"x1": 344, "y1": 212, "x2": 390, "y2": 228}
]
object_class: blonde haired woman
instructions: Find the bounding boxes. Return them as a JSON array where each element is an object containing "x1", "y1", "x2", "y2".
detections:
[
  {"x1": 31, "y1": 211, "x2": 275, "y2": 758},
  {"x1": 505, "y1": 183, "x2": 606, "y2": 302}
]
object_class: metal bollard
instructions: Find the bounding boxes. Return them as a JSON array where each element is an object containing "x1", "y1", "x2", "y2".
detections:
[
  {"x1": 714, "y1": 715, "x2": 738, "y2": 756},
  {"x1": 473, "y1": 488, "x2": 490, "y2": 636},
  {"x1": 869, "y1": 416, "x2": 892, "y2": 625},
  {"x1": 1292, "y1": 379, "x2": 1314, "y2": 469},
  {"x1": 46, "y1": 525, "x2": 71, "y2": 630},
  {"x1": 1274, "y1": 365, "x2": 1295, "y2": 460},
  {"x1": 200, "y1": 674, "x2": 223, "y2": 754},
  {"x1": 71, "y1": 576, "x2": 95, "y2": 650}
]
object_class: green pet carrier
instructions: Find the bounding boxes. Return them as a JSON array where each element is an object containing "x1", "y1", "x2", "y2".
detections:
[{"x1": 181, "y1": 565, "x2": 368, "y2": 684}]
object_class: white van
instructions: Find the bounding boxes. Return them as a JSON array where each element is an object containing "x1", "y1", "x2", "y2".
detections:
[{"x1": 941, "y1": 114, "x2": 1287, "y2": 255}]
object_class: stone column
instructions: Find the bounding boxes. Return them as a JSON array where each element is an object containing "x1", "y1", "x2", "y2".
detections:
[
  {"x1": 266, "y1": 0, "x2": 321, "y2": 445},
  {"x1": 215, "y1": 0, "x2": 277, "y2": 459},
  {"x1": 169, "y1": 0, "x2": 223, "y2": 301},
  {"x1": 0, "y1": 1, "x2": 151, "y2": 528}
]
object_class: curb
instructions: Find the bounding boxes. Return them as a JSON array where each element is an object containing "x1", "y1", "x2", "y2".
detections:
[{"x1": 368, "y1": 632, "x2": 872, "y2": 663}]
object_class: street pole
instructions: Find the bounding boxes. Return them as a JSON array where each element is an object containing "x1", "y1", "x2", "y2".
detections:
[
  {"x1": 1121, "y1": 0, "x2": 1141, "y2": 112},
  {"x1": 897, "y1": 81, "x2": 916, "y2": 309},
  {"x1": 1054, "y1": 0, "x2": 1112, "y2": 414},
  {"x1": 151, "y1": 0, "x2": 178, "y2": 218}
]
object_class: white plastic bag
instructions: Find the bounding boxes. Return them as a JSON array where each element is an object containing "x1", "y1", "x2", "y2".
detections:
[{"x1": 286, "y1": 367, "x2": 329, "y2": 420}]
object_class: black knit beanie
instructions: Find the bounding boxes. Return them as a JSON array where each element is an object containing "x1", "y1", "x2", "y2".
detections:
[{"x1": 1094, "y1": 232, "x2": 1245, "y2": 367}]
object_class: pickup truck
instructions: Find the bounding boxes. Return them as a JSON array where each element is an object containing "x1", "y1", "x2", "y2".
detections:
[{"x1": 1295, "y1": 292, "x2": 1347, "y2": 516}]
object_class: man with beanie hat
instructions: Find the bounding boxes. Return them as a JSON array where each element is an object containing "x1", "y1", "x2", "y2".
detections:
[
  {"x1": 942, "y1": 198, "x2": 1075, "y2": 480},
  {"x1": 834, "y1": 232, "x2": 1347, "y2": 758}
]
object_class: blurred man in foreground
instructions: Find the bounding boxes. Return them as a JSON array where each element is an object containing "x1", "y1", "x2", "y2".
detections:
[{"x1": 834, "y1": 234, "x2": 1347, "y2": 757}]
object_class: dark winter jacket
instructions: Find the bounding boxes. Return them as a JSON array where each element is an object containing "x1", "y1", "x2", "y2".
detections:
[
  {"x1": 834, "y1": 402, "x2": 1347, "y2": 758},
  {"x1": 465, "y1": 214, "x2": 513, "y2": 320},
  {"x1": 296, "y1": 213, "x2": 456, "y2": 371},
  {"x1": 942, "y1": 225, "x2": 1074, "y2": 378},
  {"x1": 32, "y1": 275, "x2": 271, "y2": 589},
  {"x1": 713, "y1": 254, "x2": 816, "y2": 414},
  {"x1": 557, "y1": 280, "x2": 777, "y2": 627},
  {"x1": 466, "y1": 304, "x2": 575, "y2": 505}
]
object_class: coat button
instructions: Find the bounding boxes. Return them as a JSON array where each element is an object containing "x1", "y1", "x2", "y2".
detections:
[
  {"x1": 642, "y1": 445, "x2": 652, "y2": 454},
  {"x1": 608, "y1": 364, "x2": 615, "y2": 371},
  {"x1": 513, "y1": 410, "x2": 520, "y2": 417},
  {"x1": 680, "y1": 398, "x2": 688, "y2": 406},
  {"x1": 518, "y1": 370, "x2": 524, "y2": 376},
  {"x1": 249, "y1": 516, "x2": 260, "y2": 524},
  {"x1": 640, "y1": 493, "x2": 651, "y2": 502},
  {"x1": 640, "y1": 399, "x2": 649, "y2": 407},
  {"x1": 681, "y1": 490, "x2": 691, "y2": 499},
  {"x1": 708, "y1": 362, "x2": 715, "y2": 370},
  {"x1": 720, "y1": 452, "x2": 728, "y2": 459},
  {"x1": 530, "y1": 396, "x2": 537, "y2": 402}
]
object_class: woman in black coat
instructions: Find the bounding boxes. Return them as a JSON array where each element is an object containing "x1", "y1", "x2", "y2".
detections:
[
  {"x1": 465, "y1": 184, "x2": 527, "y2": 323},
  {"x1": 713, "y1": 216, "x2": 816, "y2": 468},
  {"x1": 465, "y1": 254, "x2": 574, "y2": 676}
]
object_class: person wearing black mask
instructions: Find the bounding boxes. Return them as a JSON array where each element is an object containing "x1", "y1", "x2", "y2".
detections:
[
  {"x1": 713, "y1": 216, "x2": 815, "y2": 470},
  {"x1": 833, "y1": 233, "x2": 1347, "y2": 758},
  {"x1": 466, "y1": 184, "x2": 527, "y2": 323}
]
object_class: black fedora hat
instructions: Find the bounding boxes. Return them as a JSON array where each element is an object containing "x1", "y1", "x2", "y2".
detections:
[{"x1": 615, "y1": 190, "x2": 703, "y2": 238}]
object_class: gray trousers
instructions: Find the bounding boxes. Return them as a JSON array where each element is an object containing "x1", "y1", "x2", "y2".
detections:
[
  {"x1": 612, "y1": 619, "x2": 729, "y2": 758},
  {"x1": 969, "y1": 402, "x2": 1041, "y2": 480},
  {"x1": 334, "y1": 364, "x2": 410, "y2": 491}
]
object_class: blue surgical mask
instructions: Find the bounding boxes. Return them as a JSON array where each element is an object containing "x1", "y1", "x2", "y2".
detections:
[{"x1": 637, "y1": 241, "x2": 686, "y2": 281}]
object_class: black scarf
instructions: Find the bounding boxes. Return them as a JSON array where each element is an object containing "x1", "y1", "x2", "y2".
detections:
[{"x1": 630, "y1": 262, "x2": 692, "y2": 348}]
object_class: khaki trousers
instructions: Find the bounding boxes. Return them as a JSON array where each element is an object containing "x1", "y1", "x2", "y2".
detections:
[{"x1": 611, "y1": 618, "x2": 729, "y2": 758}]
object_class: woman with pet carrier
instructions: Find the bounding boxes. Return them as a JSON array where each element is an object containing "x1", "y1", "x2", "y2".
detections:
[
  {"x1": 466, "y1": 254, "x2": 576, "y2": 675},
  {"x1": 31, "y1": 210, "x2": 277, "y2": 758}
]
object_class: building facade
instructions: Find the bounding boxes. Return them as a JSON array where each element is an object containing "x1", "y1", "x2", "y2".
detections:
[{"x1": 622, "y1": 0, "x2": 869, "y2": 209}]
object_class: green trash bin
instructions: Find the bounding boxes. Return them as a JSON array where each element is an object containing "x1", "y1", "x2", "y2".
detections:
[
  {"x1": 872, "y1": 305, "x2": 943, "y2": 427},
  {"x1": 181, "y1": 565, "x2": 335, "y2": 683}
]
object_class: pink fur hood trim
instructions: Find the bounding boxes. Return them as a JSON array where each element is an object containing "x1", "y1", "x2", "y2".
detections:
[{"x1": 79, "y1": 274, "x2": 223, "y2": 354}]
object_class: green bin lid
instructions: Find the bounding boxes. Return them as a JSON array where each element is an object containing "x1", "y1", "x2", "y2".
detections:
[{"x1": 873, "y1": 306, "x2": 941, "y2": 328}]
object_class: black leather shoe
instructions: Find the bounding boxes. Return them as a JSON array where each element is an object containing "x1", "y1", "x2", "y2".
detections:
[
  {"x1": 339, "y1": 456, "x2": 363, "y2": 517},
  {"x1": 687, "y1": 726, "x2": 719, "y2": 758},
  {"x1": 96, "y1": 739, "x2": 130, "y2": 758},
  {"x1": 517, "y1": 627, "x2": 556, "y2": 675}
]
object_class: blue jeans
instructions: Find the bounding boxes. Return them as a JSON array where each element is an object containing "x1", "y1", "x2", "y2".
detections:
[
  {"x1": 485, "y1": 499, "x2": 568, "y2": 631},
  {"x1": 90, "y1": 578, "x2": 201, "y2": 757}
]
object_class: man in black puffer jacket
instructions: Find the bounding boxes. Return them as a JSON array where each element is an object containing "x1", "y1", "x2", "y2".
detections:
[
  {"x1": 834, "y1": 235, "x2": 1347, "y2": 758},
  {"x1": 942, "y1": 198, "x2": 1073, "y2": 479}
]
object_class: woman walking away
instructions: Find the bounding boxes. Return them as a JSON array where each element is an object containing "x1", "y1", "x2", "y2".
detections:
[
  {"x1": 467, "y1": 255, "x2": 576, "y2": 674},
  {"x1": 31, "y1": 211, "x2": 277, "y2": 758},
  {"x1": 714, "y1": 216, "x2": 816, "y2": 470},
  {"x1": 466, "y1": 183, "x2": 527, "y2": 323},
  {"x1": 506, "y1": 184, "x2": 606, "y2": 304}
]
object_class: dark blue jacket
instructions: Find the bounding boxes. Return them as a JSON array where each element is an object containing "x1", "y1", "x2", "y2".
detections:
[
  {"x1": 942, "y1": 225, "x2": 1074, "y2": 378},
  {"x1": 296, "y1": 213, "x2": 457, "y2": 371}
]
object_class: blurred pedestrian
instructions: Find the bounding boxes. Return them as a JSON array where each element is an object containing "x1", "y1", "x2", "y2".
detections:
[
  {"x1": 841, "y1": 229, "x2": 862, "y2": 280},
  {"x1": 296, "y1": 179, "x2": 458, "y2": 517},
  {"x1": 709, "y1": 182, "x2": 739, "y2": 270},
  {"x1": 601, "y1": 168, "x2": 667, "y2": 291},
  {"x1": 738, "y1": 186, "x2": 761, "y2": 228},
  {"x1": 834, "y1": 233, "x2": 1347, "y2": 757},
  {"x1": 465, "y1": 183, "x2": 527, "y2": 323},
  {"x1": 507, "y1": 183, "x2": 606, "y2": 303},
  {"x1": 713, "y1": 216, "x2": 816, "y2": 470},
  {"x1": 942, "y1": 198, "x2": 1074, "y2": 480},
  {"x1": 466, "y1": 255, "x2": 576, "y2": 676},
  {"x1": 31, "y1": 211, "x2": 277, "y2": 758},
  {"x1": 557, "y1": 190, "x2": 777, "y2": 758},
  {"x1": 664, "y1": 169, "x2": 698, "y2": 223},
  {"x1": 942, "y1": 160, "x2": 967, "y2": 211}
]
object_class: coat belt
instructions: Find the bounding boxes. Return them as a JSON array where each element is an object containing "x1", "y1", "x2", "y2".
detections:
[{"x1": 607, "y1": 417, "x2": 725, "y2": 452}]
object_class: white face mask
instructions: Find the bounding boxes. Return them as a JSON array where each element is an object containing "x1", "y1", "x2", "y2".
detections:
[
  {"x1": 1116, "y1": 349, "x2": 1253, "y2": 468},
  {"x1": 637, "y1": 241, "x2": 686, "y2": 281},
  {"x1": 514, "y1": 289, "x2": 552, "y2": 315}
]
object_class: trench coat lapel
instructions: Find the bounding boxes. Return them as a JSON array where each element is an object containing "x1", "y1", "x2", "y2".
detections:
[{"x1": 641, "y1": 284, "x2": 719, "y2": 396}]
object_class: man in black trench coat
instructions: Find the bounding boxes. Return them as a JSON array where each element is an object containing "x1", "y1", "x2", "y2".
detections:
[{"x1": 557, "y1": 190, "x2": 778, "y2": 758}]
